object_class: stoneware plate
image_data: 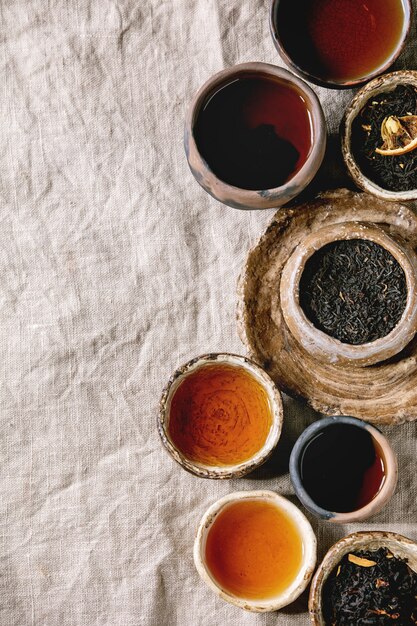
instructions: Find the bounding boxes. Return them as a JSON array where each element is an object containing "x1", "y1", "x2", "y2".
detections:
[{"x1": 237, "y1": 188, "x2": 417, "y2": 424}]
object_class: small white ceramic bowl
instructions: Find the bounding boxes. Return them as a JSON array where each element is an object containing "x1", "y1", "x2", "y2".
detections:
[
  {"x1": 342, "y1": 70, "x2": 417, "y2": 201},
  {"x1": 194, "y1": 490, "x2": 317, "y2": 612},
  {"x1": 158, "y1": 353, "x2": 283, "y2": 479},
  {"x1": 309, "y1": 531, "x2": 417, "y2": 625}
]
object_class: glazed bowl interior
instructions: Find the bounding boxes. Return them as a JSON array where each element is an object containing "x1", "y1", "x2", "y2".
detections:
[
  {"x1": 158, "y1": 354, "x2": 283, "y2": 479},
  {"x1": 194, "y1": 490, "x2": 317, "y2": 612},
  {"x1": 270, "y1": 0, "x2": 412, "y2": 89},
  {"x1": 289, "y1": 416, "x2": 398, "y2": 523},
  {"x1": 280, "y1": 221, "x2": 417, "y2": 367},
  {"x1": 342, "y1": 70, "x2": 417, "y2": 201},
  {"x1": 309, "y1": 531, "x2": 417, "y2": 625},
  {"x1": 185, "y1": 62, "x2": 326, "y2": 209}
]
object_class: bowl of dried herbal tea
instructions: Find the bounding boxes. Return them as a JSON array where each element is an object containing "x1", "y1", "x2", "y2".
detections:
[
  {"x1": 342, "y1": 70, "x2": 417, "y2": 202},
  {"x1": 309, "y1": 531, "x2": 417, "y2": 625}
]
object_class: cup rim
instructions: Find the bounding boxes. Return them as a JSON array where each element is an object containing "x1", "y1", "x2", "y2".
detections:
[
  {"x1": 280, "y1": 221, "x2": 417, "y2": 366},
  {"x1": 184, "y1": 62, "x2": 326, "y2": 209},
  {"x1": 308, "y1": 531, "x2": 417, "y2": 625},
  {"x1": 158, "y1": 353, "x2": 284, "y2": 479},
  {"x1": 341, "y1": 70, "x2": 417, "y2": 201},
  {"x1": 269, "y1": 0, "x2": 412, "y2": 89},
  {"x1": 193, "y1": 490, "x2": 317, "y2": 612},
  {"x1": 289, "y1": 416, "x2": 398, "y2": 522}
]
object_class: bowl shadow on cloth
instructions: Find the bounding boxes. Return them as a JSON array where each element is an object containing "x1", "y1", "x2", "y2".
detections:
[
  {"x1": 286, "y1": 133, "x2": 354, "y2": 207},
  {"x1": 247, "y1": 397, "x2": 320, "y2": 480}
]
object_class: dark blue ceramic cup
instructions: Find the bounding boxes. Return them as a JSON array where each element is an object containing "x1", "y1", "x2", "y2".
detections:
[{"x1": 289, "y1": 416, "x2": 398, "y2": 523}]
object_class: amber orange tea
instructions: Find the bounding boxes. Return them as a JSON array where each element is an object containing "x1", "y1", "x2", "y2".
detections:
[
  {"x1": 276, "y1": 0, "x2": 405, "y2": 83},
  {"x1": 168, "y1": 364, "x2": 272, "y2": 466},
  {"x1": 205, "y1": 500, "x2": 303, "y2": 600}
]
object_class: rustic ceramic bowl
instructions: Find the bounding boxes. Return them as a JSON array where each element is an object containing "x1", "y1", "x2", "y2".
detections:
[
  {"x1": 270, "y1": 0, "x2": 412, "y2": 89},
  {"x1": 158, "y1": 353, "x2": 283, "y2": 479},
  {"x1": 184, "y1": 62, "x2": 326, "y2": 210},
  {"x1": 194, "y1": 490, "x2": 317, "y2": 612},
  {"x1": 309, "y1": 531, "x2": 417, "y2": 625},
  {"x1": 290, "y1": 416, "x2": 398, "y2": 523},
  {"x1": 280, "y1": 220, "x2": 417, "y2": 367},
  {"x1": 342, "y1": 70, "x2": 417, "y2": 201}
]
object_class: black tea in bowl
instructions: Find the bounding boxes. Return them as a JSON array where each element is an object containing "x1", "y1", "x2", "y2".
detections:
[
  {"x1": 352, "y1": 84, "x2": 417, "y2": 192},
  {"x1": 323, "y1": 547, "x2": 417, "y2": 625},
  {"x1": 299, "y1": 239, "x2": 407, "y2": 345}
]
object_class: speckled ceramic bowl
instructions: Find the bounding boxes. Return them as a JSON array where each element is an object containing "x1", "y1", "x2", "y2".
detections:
[
  {"x1": 342, "y1": 70, "x2": 417, "y2": 201},
  {"x1": 194, "y1": 490, "x2": 317, "y2": 612},
  {"x1": 158, "y1": 353, "x2": 283, "y2": 479},
  {"x1": 289, "y1": 416, "x2": 398, "y2": 523},
  {"x1": 309, "y1": 531, "x2": 417, "y2": 625},
  {"x1": 270, "y1": 0, "x2": 412, "y2": 89},
  {"x1": 280, "y1": 220, "x2": 417, "y2": 367},
  {"x1": 184, "y1": 63, "x2": 326, "y2": 210}
]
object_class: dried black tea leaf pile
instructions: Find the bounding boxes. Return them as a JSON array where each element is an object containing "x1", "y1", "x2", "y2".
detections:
[
  {"x1": 299, "y1": 239, "x2": 407, "y2": 345},
  {"x1": 352, "y1": 84, "x2": 417, "y2": 192},
  {"x1": 323, "y1": 548, "x2": 417, "y2": 625}
]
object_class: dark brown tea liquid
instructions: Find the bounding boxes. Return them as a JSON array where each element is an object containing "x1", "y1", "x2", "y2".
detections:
[
  {"x1": 194, "y1": 76, "x2": 312, "y2": 190},
  {"x1": 276, "y1": 0, "x2": 405, "y2": 82},
  {"x1": 299, "y1": 424, "x2": 385, "y2": 513}
]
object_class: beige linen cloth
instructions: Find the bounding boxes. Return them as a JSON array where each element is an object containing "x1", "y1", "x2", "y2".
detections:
[{"x1": 1, "y1": 1, "x2": 417, "y2": 625}]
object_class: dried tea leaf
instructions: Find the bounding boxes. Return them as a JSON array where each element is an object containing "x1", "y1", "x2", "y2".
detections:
[
  {"x1": 352, "y1": 84, "x2": 417, "y2": 192},
  {"x1": 323, "y1": 548, "x2": 417, "y2": 625},
  {"x1": 348, "y1": 553, "x2": 376, "y2": 567}
]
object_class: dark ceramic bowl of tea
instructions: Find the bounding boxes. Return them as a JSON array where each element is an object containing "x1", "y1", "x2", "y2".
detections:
[
  {"x1": 289, "y1": 416, "x2": 398, "y2": 523},
  {"x1": 309, "y1": 531, "x2": 417, "y2": 625},
  {"x1": 280, "y1": 220, "x2": 417, "y2": 367},
  {"x1": 270, "y1": 0, "x2": 412, "y2": 89},
  {"x1": 342, "y1": 70, "x2": 417, "y2": 202},
  {"x1": 158, "y1": 353, "x2": 283, "y2": 479},
  {"x1": 184, "y1": 63, "x2": 326, "y2": 210}
]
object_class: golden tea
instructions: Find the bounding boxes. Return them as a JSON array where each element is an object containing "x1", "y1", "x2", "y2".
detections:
[
  {"x1": 168, "y1": 364, "x2": 272, "y2": 466},
  {"x1": 205, "y1": 500, "x2": 303, "y2": 600}
]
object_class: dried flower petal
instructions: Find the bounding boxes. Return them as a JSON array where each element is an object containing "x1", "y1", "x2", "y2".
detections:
[{"x1": 348, "y1": 554, "x2": 377, "y2": 567}]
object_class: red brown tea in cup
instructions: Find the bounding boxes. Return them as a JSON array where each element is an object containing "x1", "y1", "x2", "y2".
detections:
[
  {"x1": 193, "y1": 75, "x2": 312, "y2": 190},
  {"x1": 276, "y1": 0, "x2": 405, "y2": 83}
]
